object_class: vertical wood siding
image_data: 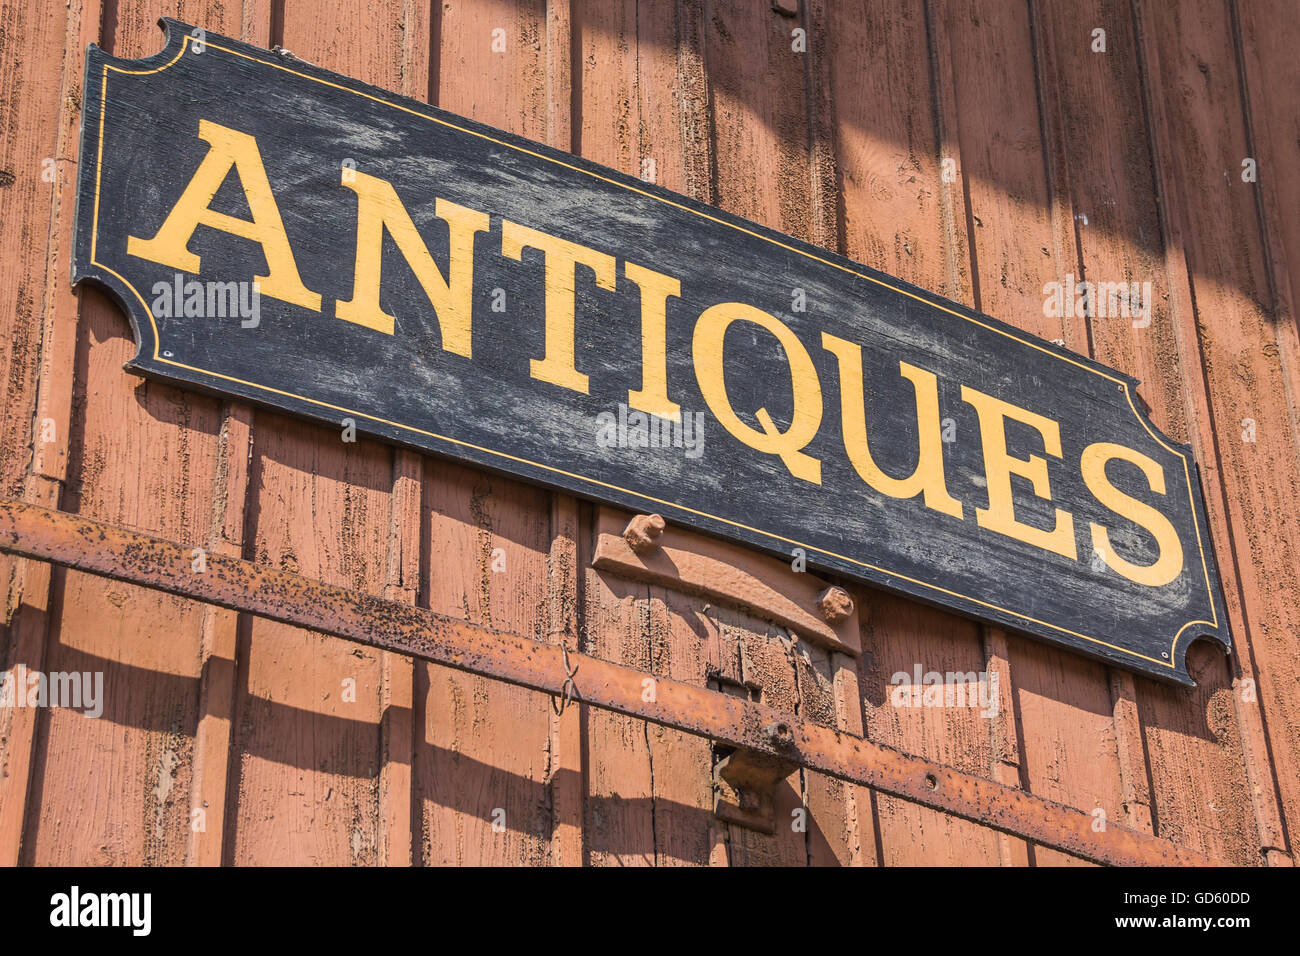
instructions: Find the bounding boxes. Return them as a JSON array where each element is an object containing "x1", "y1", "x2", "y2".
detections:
[{"x1": 0, "y1": 0, "x2": 1295, "y2": 865}]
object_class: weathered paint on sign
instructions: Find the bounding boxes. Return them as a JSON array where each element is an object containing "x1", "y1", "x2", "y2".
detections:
[{"x1": 73, "y1": 20, "x2": 1230, "y2": 684}]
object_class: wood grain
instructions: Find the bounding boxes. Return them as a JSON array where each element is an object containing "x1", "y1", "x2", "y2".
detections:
[
  {"x1": 1135, "y1": 0, "x2": 1297, "y2": 864},
  {"x1": 417, "y1": 0, "x2": 556, "y2": 865},
  {"x1": 2, "y1": 0, "x2": 1297, "y2": 867}
]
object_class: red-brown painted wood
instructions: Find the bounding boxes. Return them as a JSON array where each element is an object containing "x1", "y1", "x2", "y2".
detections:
[{"x1": 1, "y1": 0, "x2": 1295, "y2": 866}]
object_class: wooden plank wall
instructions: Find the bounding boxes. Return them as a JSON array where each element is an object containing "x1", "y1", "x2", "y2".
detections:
[{"x1": 0, "y1": 0, "x2": 1296, "y2": 865}]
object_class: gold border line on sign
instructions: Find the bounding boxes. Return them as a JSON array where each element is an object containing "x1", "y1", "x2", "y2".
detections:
[{"x1": 87, "y1": 34, "x2": 1221, "y2": 673}]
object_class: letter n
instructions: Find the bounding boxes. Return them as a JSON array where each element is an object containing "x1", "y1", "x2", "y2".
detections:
[{"x1": 336, "y1": 169, "x2": 489, "y2": 350}]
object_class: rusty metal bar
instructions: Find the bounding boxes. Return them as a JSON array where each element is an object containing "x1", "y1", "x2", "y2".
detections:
[{"x1": 0, "y1": 499, "x2": 1220, "y2": 866}]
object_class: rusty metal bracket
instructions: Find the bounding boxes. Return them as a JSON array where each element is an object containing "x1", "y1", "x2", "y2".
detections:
[
  {"x1": 713, "y1": 720, "x2": 800, "y2": 834},
  {"x1": 0, "y1": 500, "x2": 1223, "y2": 866},
  {"x1": 592, "y1": 507, "x2": 861, "y2": 654}
]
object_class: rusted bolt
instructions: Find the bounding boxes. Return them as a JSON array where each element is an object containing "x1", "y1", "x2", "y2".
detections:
[
  {"x1": 623, "y1": 513, "x2": 666, "y2": 554},
  {"x1": 924, "y1": 773, "x2": 938, "y2": 791},
  {"x1": 764, "y1": 720, "x2": 795, "y2": 748},
  {"x1": 816, "y1": 586, "x2": 854, "y2": 624}
]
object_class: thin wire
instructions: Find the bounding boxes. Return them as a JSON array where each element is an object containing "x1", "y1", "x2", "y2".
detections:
[{"x1": 551, "y1": 645, "x2": 580, "y2": 716}]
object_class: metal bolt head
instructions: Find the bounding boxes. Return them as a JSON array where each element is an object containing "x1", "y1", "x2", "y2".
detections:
[
  {"x1": 764, "y1": 720, "x2": 795, "y2": 748},
  {"x1": 816, "y1": 586, "x2": 854, "y2": 624},
  {"x1": 623, "y1": 513, "x2": 666, "y2": 554}
]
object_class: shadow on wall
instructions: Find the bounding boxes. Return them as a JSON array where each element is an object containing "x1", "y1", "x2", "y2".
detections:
[
  {"x1": 14, "y1": 598, "x2": 844, "y2": 865},
  {"x1": 38, "y1": 0, "x2": 1287, "y2": 863},
  {"x1": 10, "y1": 574, "x2": 1238, "y2": 864}
]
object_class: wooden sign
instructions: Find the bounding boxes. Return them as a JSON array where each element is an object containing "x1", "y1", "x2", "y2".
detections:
[{"x1": 73, "y1": 20, "x2": 1230, "y2": 684}]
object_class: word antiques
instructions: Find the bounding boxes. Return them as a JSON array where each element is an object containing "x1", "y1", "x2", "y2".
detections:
[{"x1": 74, "y1": 22, "x2": 1229, "y2": 682}]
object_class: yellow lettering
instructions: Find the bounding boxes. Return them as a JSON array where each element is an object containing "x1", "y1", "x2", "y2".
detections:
[
  {"x1": 624, "y1": 261, "x2": 682, "y2": 421},
  {"x1": 693, "y1": 303, "x2": 823, "y2": 484},
  {"x1": 822, "y1": 333, "x2": 962, "y2": 519},
  {"x1": 127, "y1": 119, "x2": 320, "y2": 311},
  {"x1": 961, "y1": 386, "x2": 1076, "y2": 558},
  {"x1": 1081, "y1": 442, "x2": 1183, "y2": 587},
  {"x1": 501, "y1": 221, "x2": 616, "y2": 393},
  {"x1": 336, "y1": 170, "x2": 489, "y2": 347}
]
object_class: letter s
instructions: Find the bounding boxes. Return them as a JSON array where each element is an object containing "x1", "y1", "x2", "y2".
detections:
[{"x1": 1080, "y1": 442, "x2": 1183, "y2": 587}]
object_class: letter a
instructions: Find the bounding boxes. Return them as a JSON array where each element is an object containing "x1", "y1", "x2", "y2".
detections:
[{"x1": 127, "y1": 119, "x2": 321, "y2": 311}]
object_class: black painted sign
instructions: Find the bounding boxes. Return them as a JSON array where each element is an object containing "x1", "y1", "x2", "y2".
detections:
[{"x1": 74, "y1": 20, "x2": 1230, "y2": 684}]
